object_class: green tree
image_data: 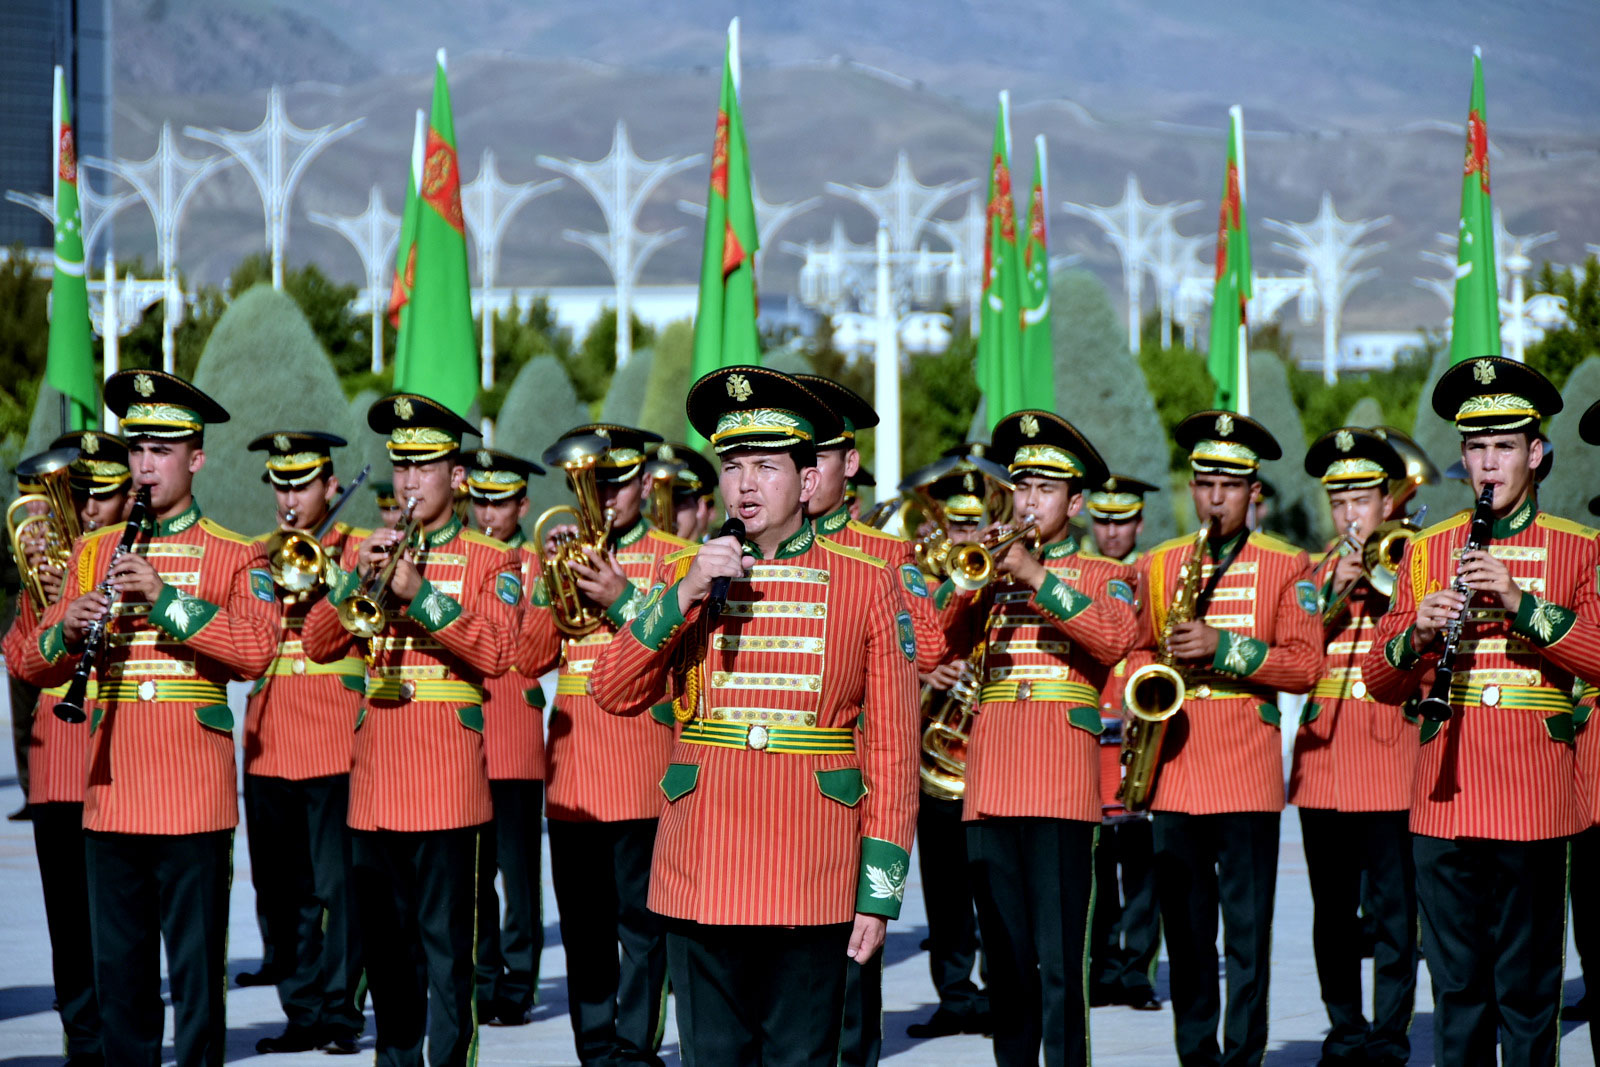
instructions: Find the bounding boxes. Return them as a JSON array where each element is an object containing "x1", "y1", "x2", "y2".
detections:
[
  {"x1": 599, "y1": 347, "x2": 654, "y2": 426},
  {"x1": 1526, "y1": 254, "x2": 1600, "y2": 393},
  {"x1": 0, "y1": 247, "x2": 48, "y2": 449},
  {"x1": 638, "y1": 319, "x2": 695, "y2": 441},
  {"x1": 1540, "y1": 356, "x2": 1600, "y2": 523},
  {"x1": 901, "y1": 320, "x2": 980, "y2": 474},
  {"x1": 1137, "y1": 343, "x2": 1214, "y2": 472},
  {"x1": 495, "y1": 355, "x2": 584, "y2": 521},
  {"x1": 565, "y1": 309, "x2": 654, "y2": 412}
]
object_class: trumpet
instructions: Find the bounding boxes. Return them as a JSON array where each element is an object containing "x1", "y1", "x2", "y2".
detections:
[
  {"x1": 264, "y1": 465, "x2": 371, "y2": 594},
  {"x1": 8, "y1": 447, "x2": 82, "y2": 612},
  {"x1": 943, "y1": 517, "x2": 1041, "y2": 592},
  {"x1": 534, "y1": 434, "x2": 615, "y2": 637},
  {"x1": 337, "y1": 496, "x2": 419, "y2": 639}
]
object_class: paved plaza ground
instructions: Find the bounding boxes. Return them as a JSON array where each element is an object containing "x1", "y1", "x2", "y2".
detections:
[{"x1": 0, "y1": 677, "x2": 1591, "y2": 1066}]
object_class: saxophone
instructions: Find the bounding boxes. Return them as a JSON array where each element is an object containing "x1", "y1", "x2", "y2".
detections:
[{"x1": 1117, "y1": 518, "x2": 1212, "y2": 810}]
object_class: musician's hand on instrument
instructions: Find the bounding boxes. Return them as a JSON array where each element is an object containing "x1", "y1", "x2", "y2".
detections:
[
  {"x1": 542, "y1": 523, "x2": 579, "y2": 557},
  {"x1": 387, "y1": 554, "x2": 423, "y2": 602},
  {"x1": 62, "y1": 590, "x2": 110, "y2": 644},
  {"x1": 1458, "y1": 548, "x2": 1522, "y2": 611},
  {"x1": 847, "y1": 913, "x2": 888, "y2": 963},
  {"x1": 36, "y1": 561, "x2": 65, "y2": 604},
  {"x1": 1330, "y1": 550, "x2": 1364, "y2": 596},
  {"x1": 108, "y1": 553, "x2": 164, "y2": 602},
  {"x1": 572, "y1": 547, "x2": 631, "y2": 607},
  {"x1": 1166, "y1": 621, "x2": 1220, "y2": 662},
  {"x1": 358, "y1": 528, "x2": 404, "y2": 580},
  {"x1": 677, "y1": 536, "x2": 752, "y2": 611},
  {"x1": 996, "y1": 536, "x2": 1046, "y2": 588},
  {"x1": 1411, "y1": 589, "x2": 1467, "y2": 651},
  {"x1": 922, "y1": 660, "x2": 968, "y2": 691}
]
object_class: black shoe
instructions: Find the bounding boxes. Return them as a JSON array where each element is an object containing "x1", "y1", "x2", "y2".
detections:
[
  {"x1": 1089, "y1": 983, "x2": 1119, "y2": 1008},
  {"x1": 962, "y1": 1008, "x2": 993, "y2": 1036},
  {"x1": 321, "y1": 1032, "x2": 361, "y2": 1055},
  {"x1": 1566, "y1": 997, "x2": 1592, "y2": 1022},
  {"x1": 63, "y1": 1055, "x2": 105, "y2": 1067},
  {"x1": 257, "y1": 1027, "x2": 325, "y2": 1054},
  {"x1": 489, "y1": 1003, "x2": 532, "y2": 1027},
  {"x1": 906, "y1": 1009, "x2": 965, "y2": 1038},
  {"x1": 236, "y1": 968, "x2": 290, "y2": 988},
  {"x1": 7, "y1": 805, "x2": 30, "y2": 822},
  {"x1": 1122, "y1": 988, "x2": 1162, "y2": 1011}
]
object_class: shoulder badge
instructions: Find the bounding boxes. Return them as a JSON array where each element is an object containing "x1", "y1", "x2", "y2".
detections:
[
  {"x1": 900, "y1": 563, "x2": 929, "y2": 599},
  {"x1": 895, "y1": 610, "x2": 917, "y2": 662},
  {"x1": 1107, "y1": 578, "x2": 1134, "y2": 605},
  {"x1": 1295, "y1": 580, "x2": 1318, "y2": 614},
  {"x1": 496, "y1": 571, "x2": 523, "y2": 605},
  {"x1": 250, "y1": 568, "x2": 276, "y2": 602}
]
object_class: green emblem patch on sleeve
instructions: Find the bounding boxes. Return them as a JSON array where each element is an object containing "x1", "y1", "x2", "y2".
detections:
[
  {"x1": 1295, "y1": 580, "x2": 1319, "y2": 614},
  {"x1": 895, "y1": 610, "x2": 917, "y2": 662},
  {"x1": 496, "y1": 572, "x2": 523, "y2": 606},
  {"x1": 250, "y1": 568, "x2": 276, "y2": 602},
  {"x1": 1107, "y1": 578, "x2": 1134, "y2": 605},
  {"x1": 900, "y1": 563, "x2": 929, "y2": 599}
]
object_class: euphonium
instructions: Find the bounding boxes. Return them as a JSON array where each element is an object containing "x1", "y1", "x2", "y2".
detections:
[
  {"x1": 337, "y1": 496, "x2": 420, "y2": 639},
  {"x1": 534, "y1": 434, "x2": 615, "y2": 637},
  {"x1": 642, "y1": 455, "x2": 681, "y2": 535},
  {"x1": 7, "y1": 447, "x2": 82, "y2": 612},
  {"x1": 944, "y1": 517, "x2": 1041, "y2": 592},
  {"x1": 1118, "y1": 518, "x2": 1212, "y2": 810}
]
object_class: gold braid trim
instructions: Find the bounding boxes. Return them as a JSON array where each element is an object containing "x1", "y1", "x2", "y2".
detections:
[{"x1": 669, "y1": 554, "x2": 705, "y2": 723}]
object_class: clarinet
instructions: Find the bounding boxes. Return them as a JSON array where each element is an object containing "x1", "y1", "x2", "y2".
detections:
[
  {"x1": 1414, "y1": 485, "x2": 1496, "y2": 723},
  {"x1": 54, "y1": 485, "x2": 152, "y2": 724}
]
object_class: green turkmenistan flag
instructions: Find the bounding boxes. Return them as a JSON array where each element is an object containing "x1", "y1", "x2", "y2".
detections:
[
  {"x1": 1450, "y1": 47, "x2": 1500, "y2": 364},
  {"x1": 387, "y1": 109, "x2": 424, "y2": 372},
  {"x1": 1018, "y1": 134, "x2": 1055, "y2": 407},
  {"x1": 1208, "y1": 106, "x2": 1252, "y2": 414},
  {"x1": 976, "y1": 92, "x2": 1023, "y2": 430},
  {"x1": 48, "y1": 64, "x2": 96, "y2": 430},
  {"x1": 689, "y1": 19, "x2": 761, "y2": 446},
  {"x1": 394, "y1": 52, "x2": 477, "y2": 417}
]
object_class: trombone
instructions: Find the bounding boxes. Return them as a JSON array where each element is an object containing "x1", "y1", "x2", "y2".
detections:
[
  {"x1": 1319, "y1": 515, "x2": 1421, "y2": 622},
  {"x1": 533, "y1": 434, "x2": 615, "y2": 636},
  {"x1": 7, "y1": 447, "x2": 82, "y2": 612},
  {"x1": 337, "y1": 495, "x2": 420, "y2": 639}
]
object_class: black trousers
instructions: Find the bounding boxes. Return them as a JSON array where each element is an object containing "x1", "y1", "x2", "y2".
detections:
[
  {"x1": 1152, "y1": 811, "x2": 1279, "y2": 1067},
  {"x1": 547, "y1": 817, "x2": 666, "y2": 1065},
  {"x1": 352, "y1": 826, "x2": 481, "y2": 1067},
  {"x1": 839, "y1": 954, "x2": 884, "y2": 1067},
  {"x1": 665, "y1": 919, "x2": 852, "y2": 1067},
  {"x1": 84, "y1": 829, "x2": 233, "y2": 1067},
  {"x1": 10, "y1": 674, "x2": 37, "y2": 802},
  {"x1": 1571, "y1": 825, "x2": 1600, "y2": 1061},
  {"x1": 1299, "y1": 808, "x2": 1417, "y2": 1062},
  {"x1": 966, "y1": 817, "x2": 1096, "y2": 1067},
  {"x1": 475, "y1": 779, "x2": 545, "y2": 1014},
  {"x1": 32, "y1": 802, "x2": 100, "y2": 1056},
  {"x1": 244, "y1": 773, "x2": 364, "y2": 1037},
  {"x1": 1089, "y1": 816, "x2": 1160, "y2": 999},
  {"x1": 1413, "y1": 833, "x2": 1568, "y2": 1067},
  {"x1": 917, "y1": 793, "x2": 988, "y2": 1014}
]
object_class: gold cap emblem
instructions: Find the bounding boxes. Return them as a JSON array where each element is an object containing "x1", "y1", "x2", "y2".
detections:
[
  {"x1": 476, "y1": 449, "x2": 492, "y2": 468},
  {"x1": 1215, "y1": 413, "x2": 1234, "y2": 436},
  {"x1": 134, "y1": 373, "x2": 155, "y2": 397},
  {"x1": 1473, "y1": 359, "x2": 1496, "y2": 385},
  {"x1": 1335, "y1": 429, "x2": 1354, "y2": 453},
  {"x1": 726, "y1": 373, "x2": 753, "y2": 402},
  {"x1": 1018, "y1": 414, "x2": 1040, "y2": 438},
  {"x1": 81, "y1": 432, "x2": 99, "y2": 454},
  {"x1": 963, "y1": 473, "x2": 977, "y2": 492},
  {"x1": 657, "y1": 444, "x2": 675, "y2": 461},
  {"x1": 394, "y1": 396, "x2": 414, "y2": 419},
  {"x1": 274, "y1": 433, "x2": 291, "y2": 452}
]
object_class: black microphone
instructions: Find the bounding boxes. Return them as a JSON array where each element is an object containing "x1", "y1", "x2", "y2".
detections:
[{"x1": 707, "y1": 518, "x2": 746, "y2": 620}]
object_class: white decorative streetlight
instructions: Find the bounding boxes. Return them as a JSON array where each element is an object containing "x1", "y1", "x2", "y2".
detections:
[
  {"x1": 826, "y1": 152, "x2": 977, "y2": 256},
  {"x1": 873, "y1": 224, "x2": 902, "y2": 493},
  {"x1": 1143, "y1": 211, "x2": 1207, "y2": 349},
  {"x1": 1062, "y1": 174, "x2": 1201, "y2": 354},
  {"x1": 1264, "y1": 192, "x2": 1390, "y2": 383},
  {"x1": 928, "y1": 192, "x2": 985, "y2": 319},
  {"x1": 677, "y1": 177, "x2": 821, "y2": 285},
  {"x1": 84, "y1": 122, "x2": 235, "y2": 371},
  {"x1": 184, "y1": 86, "x2": 363, "y2": 291},
  {"x1": 308, "y1": 184, "x2": 402, "y2": 374},
  {"x1": 537, "y1": 121, "x2": 703, "y2": 368},
  {"x1": 1415, "y1": 208, "x2": 1559, "y2": 359},
  {"x1": 461, "y1": 149, "x2": 562, "y2": 388},
  {"x1": 6, "y1": 169, "x2": 139, "y2": 265}
]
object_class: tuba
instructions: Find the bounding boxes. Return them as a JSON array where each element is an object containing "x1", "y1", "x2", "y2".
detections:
[
  {"x1": 1118, "y1": 518, "x2": 1211, "y2": 810},
  {"x1": 337, "y1": 496, "x2": 420, "y2": 639},
  {"x1": 533, "y1": 434, "x2": 615, "y2": 637},
  {"x1": 918, "y1": 649, "x2": 984, "y2": 801},
  {"x1": 8, "y1": 447, "x2": 82, "y2": 612}
]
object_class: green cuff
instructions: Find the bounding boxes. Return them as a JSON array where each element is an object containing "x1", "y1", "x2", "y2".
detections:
[
  {"x1": 1385, "y1": 627, "x2": 1423, "y2": 671},
  {"x1": 856, "y1": 836, "x2": 911, "y2": 919},
  {"x1": 152, "y1": 584, "x2": 219, "y2": 641},
  {"x1": 38, "y1": 622, "x2": 69, "y2": 665},
  {"x1": 1512, "y1": 594, "x2": 1578, "y2": 648},
  {"x1": 629, "y1": 581, "x2": 687, "y2": 651},
  {"x1": 604, "y1": 584, "x2": 642, "y2": 628},
  {"x1": 328, "y1": 565, "x2": 359, "y2": 603},
  {"x1": 1213, "y1": 631, "x2": 1267, "y2": 677},
  {"x1": 1033, "y1": 574, "x2": 1092, "y2": 623},
  {"x1": 406, "y1": 578, "x2": 463, "y2": 632}
]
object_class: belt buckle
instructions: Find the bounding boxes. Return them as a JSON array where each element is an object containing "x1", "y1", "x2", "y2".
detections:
[
  {"x1": 291, "y1": 658, "x2": 307, "y2": 676},
  {"x1": 1016, "y1": 680, "x2": 1033, "y2": 701},
  {"x1": 398, "y1": 680, "x2": 416, "y2": 703},
  {"x1": 747, "y1": 724, "x2": 769, "y2": 751},
  {"x1": 137, "y1": 679, "x2": 156, "y2": 702},
  {"x1": 1481, "y1": 683, "x2": 1501, "y2": 707},
  {"x1": 1351, "y1": 680, "x2": 1367, "y2": 700}
]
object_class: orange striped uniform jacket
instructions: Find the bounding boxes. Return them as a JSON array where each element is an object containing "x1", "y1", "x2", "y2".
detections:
[
  {"x1": 1575, "y1": 679, "x2": 1600, "y2": 825},
  {"x1": 3, "y1": 595, "x2": 93, "y2": 804},
  {"x1": 14, "y1": 502, "x2": 277, "y2": 833},
  {"x1": 1362, "y1": 503, "x2": 1600, "y2": 841},
  {"x1": 588, "y1": 520, "x2": 921, "y2": 926},
  {"x1": 1128, "y1": 528, "x2": 1322, "y2": 815},
  {"x1": 302, "y1": 515, "x2": 521, "y2": 832},
  {"x1": 483, "y1": 534, "x2": 544, "y2": 781},
  {"x1": 515, "y1": 518, "x2": 692, "y2": 820},
  {"x1": 243, "y1": 523, "x2": 367, "y2": 780},
  {"x1": 1288, "y1": 549, "x2": 1419, "y2": 812},
  {"x1": 934, "y1": 537, "x2": 1138, "y2": 822},
  {"x1": 816, "y1": 505, "x2": 949, "y2": 672},
  {"x1": 1091, "y1": 547, "x2": 1142, "y2": 819}
]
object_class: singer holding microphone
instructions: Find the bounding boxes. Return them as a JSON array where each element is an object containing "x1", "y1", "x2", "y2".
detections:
[
  {"x1": 1364, "y1": 357, "x2": 1600, "y2": 1066},
  {"x1": 587, "y1": 366, "x2": 921, "y2": 1066}
]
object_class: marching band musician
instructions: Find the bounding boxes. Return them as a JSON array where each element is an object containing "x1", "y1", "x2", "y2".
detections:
[
  {"x1": 1083, "y1": 474, "x2": 1163, "y2": 1013},
  {"x1": 1130, "y1": 410, "x2": 1321, "y2": 1067},
  {"x1": 1290, "y1": 428, "x2": 1418, "y2": 1067},
  {"x1": 13, "y1": 370, "x2": 277, "y2": 1067},
  {"x1": 240, "y1": 431, "x2": 368, "y2": 1054},
  {"x1": 2, "y1": 431, "x2": 131, "y2": 1067},
  {"x1": 513, "y1": 423, "x2": 692, "y2": 1067},
  {"x1": 1362, "y1": 359, "x2": 1600, "y2": 1066},
  {"x1": 464, "y1": 447, "x2": 548, "y2": 1028},
  {"x1": 934, "y1": 410, "x2": 1139, "y2": 1067},
  {"x1": 1571, "y1": 401, "x2": 1600, "y2": 1038},
  {"x1": 301, "y1": 393, "x2": 521, "y2": 1067},
  {"x1": 588, "y1": 366, "x2": 920, "y2": 1066},
  {"x1": 372, "y1": 479, "x2": 403, "y2": 528}
]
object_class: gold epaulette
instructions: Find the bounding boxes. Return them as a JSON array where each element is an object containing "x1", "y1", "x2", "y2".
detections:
[
  {"x1": 198, "y1": 517, "x2": 257, "y2": 545},
  {"x1": 459, "y1": 527, "x2": 510, "y2": 549},
  {"x1": 1416, "y1": 509, "x2": 1473, "y2": 542},
  {"x1": 845, "y1": 519, "x2": 908, "y2": 544},
  {"x1": 1147, "y1": 531, "x2": 1201, "y2": 559},
  {"x1": 648, "y1": 528, "x2": 697, "y2": 549},
  {"x1": 341, "y1": 524, "x2": 373, "y2": 542},
  {"x1": 662, "y1": 544, "x2": 701, "y2": 565},
  {"x1": 1248, "y1": 530, "x2": 1306, "y2": 557},
  {"x1": 817, "y1": 536, "x2": 886, "y2": 568},
  {"x1": 1535, "y1": 512, "x2": 1600, "y2": 539}
]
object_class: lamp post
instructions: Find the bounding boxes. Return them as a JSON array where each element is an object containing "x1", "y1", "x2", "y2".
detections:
[
  {"x1": 1144, "y1": 212, "x2": 1207, "y2": 349},
  {"x1": 826, "y1": 151, "x2": 976, "y2": 256},
  {"x1": 538, "y1": 122, "x2": 703, "y2": 368},
  {"x1": 308, "y1": 184, "x2": 402, "y2": 374},
  {"x1": 6, "y1": 169, "x2": 139, "y2": 265}
]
